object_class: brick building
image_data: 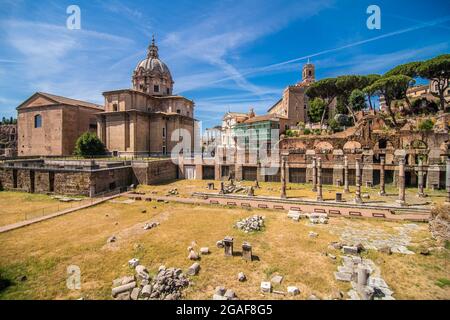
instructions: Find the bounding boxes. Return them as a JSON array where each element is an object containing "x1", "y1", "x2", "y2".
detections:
[
  {"x1": 17, "y1": 92, "x2": 102, "y2": 157},
  {"x1": 97, "y1": 37, "x2": 196, "y2": 157}
]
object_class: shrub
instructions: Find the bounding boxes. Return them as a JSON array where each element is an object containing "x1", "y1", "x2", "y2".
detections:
[
  {"x1": 285, "y1": 129, "x2": 295, "y2": 137},
  {"x1": 303, "y1": 128, "x2": 311, "y2": 135},
  {"x1": 328, "y1": 119, "x2": 342, "y2": 132},
  {"x1": 417, "y1": 119, "x2": 434, "y2": 131},
  {"x1": 74, "y1": 132, "x2": 106, "y2": 157}
]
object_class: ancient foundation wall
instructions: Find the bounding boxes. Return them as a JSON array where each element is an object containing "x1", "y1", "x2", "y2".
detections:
[{"x1": 131, "y1": 160, "x2": 177, "y2": 185}]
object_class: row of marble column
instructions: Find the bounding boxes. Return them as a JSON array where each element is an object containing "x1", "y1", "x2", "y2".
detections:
[{"x1": 280, "y1": 156, "x2": 450, "y2": 205}]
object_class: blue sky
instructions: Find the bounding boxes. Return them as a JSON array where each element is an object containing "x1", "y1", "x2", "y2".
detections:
[{"x1": 0, "y1": 0, "x2": 449, "y2": 129}]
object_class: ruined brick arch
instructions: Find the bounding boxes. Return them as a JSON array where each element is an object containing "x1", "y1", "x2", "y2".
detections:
[
  {"x1": 343, "y1": 140, "x2": 362, "y2": 152},
  {"x1": 410, "y1": 139, "x2": 428, "y2": 150},
  {"x1": 314, "y1": 141, "x2": 334, "y2": 152}
]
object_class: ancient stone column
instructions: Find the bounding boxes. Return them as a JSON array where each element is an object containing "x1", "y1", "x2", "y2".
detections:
[
  {"x1": 417, "y1": 158, "x2": 426, "y2": 198},
  {"x1": 281, "y1": 155, "x2": 287, "y2": 199},
  {"x1": 354, "y1": 159, "x2": 362, "y2": 204},
  {"x1": 223, "y1": 236, "x2": 234, "y2": 257},
  {"x1": 242, "y1": 242, "x2": 252, "y2": 261},
  {"x1": 312, "y1": 157, "x2": 317, "y2": 192},
  {"x1": 343, "y1": 156, "x2": 350, "y2": 193},
  {"x1": 379, "y1": 156, "x2": 386, "y2": 196},
  {"x1": 446, "y1": 158, "x2": 450, "y2": 204},
  {"x1": 397, "y1": 158, "x2": 406, "y2": 206},
  {"x1": 316, "y1": 158, "x2": 323, "y2": 201}
]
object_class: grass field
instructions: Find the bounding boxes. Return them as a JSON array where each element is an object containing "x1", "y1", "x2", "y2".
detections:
[
  {"x1": 0, "y1": 192, "x2": 448, "y2": 300},
  {"x1": 0, "y1": 192, "x2": 84, "y2": 227}
]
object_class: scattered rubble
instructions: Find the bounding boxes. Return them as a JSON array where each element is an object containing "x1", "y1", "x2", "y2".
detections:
[
  {"x1": 238, "y1": 272, "x2": 246, "y2": 282},
  {"x1": 107, "y1": 236, "x2": 117, "y2": 243},
  {"x1": 143, "y1": 221, "x2": 159, "y2": 230},
  {"x1": 166, "y1": 188, "x2": 179, "y2": 196},
  {"x1": 187, "y1": 248, "x2": 200, "y2": 260},
  {"x1": 334, "y1": 255, "x2": 394, "y2": 300},
  {"x1": 128, "y1": 258, "x2": 140, "y2": 268},
  {"x1": 112, "y1": 264, "x2": 190, "y2": 300},
  {"x1": 309, "y1": 231, "x2": 319, "y2": 238},
  {"x1": 287, "y1": 210, "x2": 328, "y2": 224},
  {"x1": 213, "y1": 286, "x2": 238, "y2": 300},
  {"x1": 235, "y1": 215, "x2": 265, "y2": 232},
  {"x1": 287, "y1": 286, "x2": 300, "y2": 296},
  {"x1": 200, "y1": 247, "x2": 210, "y2": 255},
  {"x1": 219, "y1": 181, "x2": 252, "y2": 195}
]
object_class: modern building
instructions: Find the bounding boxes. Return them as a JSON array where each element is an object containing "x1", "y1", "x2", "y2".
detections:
[
  {"x1": 97, "y1": 37, "x2": 196, "y2": 157},
  {"x1": 16, "y1": 92, "x2": 102, "y2": 157}
]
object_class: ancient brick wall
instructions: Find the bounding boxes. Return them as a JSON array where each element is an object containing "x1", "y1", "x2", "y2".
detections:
[
  {"x1": 91, "y1": 167, "x2": 133, "y2": 194},
  {"x1": 131, "y1": 160, "x2": 177, "y2": 185},
  {"x1": 35, "y1": 171, "x2": 50, "y2": 193},
  {"x1": 54, "y1": 171, "x2": 91, "y2": 196},
  {"x1": 147, "y1": 160, "x2": 177, "y2": 184},
  {"x1": 16, "y1": 169, "x2": 31, "y2": 192}
]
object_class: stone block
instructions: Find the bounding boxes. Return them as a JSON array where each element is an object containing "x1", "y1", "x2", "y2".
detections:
[
  {"x1": 187, "y1": 262, "x2": 200, "y2": 276},
  {"x1": 112, "y1": 281, "x2": 136, "y2": 297},
  {"x1": 260, "y1": 281, "x2": 272, "y2": 293},
  {"x1": 287, "y1": 286, "x2": 300, "y2": 296},
  {"x1": 271, "y1": 275, "x2": 283, "y2": 285}
]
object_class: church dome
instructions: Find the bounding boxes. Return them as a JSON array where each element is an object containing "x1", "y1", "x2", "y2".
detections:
[
  {"x1": 135, "y1": 56, "x2": 171, "y2": 76},
  {"x1": 132, "y1": 36, "x2": 174, "y2": 96}
]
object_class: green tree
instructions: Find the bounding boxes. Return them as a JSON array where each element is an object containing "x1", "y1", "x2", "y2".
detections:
[
  {"x1": 384, "y1": 61, "x2": 422, "y2": 78},
  {"x1": 306, "y1": 78, "x2": 339, "y2": 127},
  {"x1": 335, "y1": 75, "x2": 372, "y2": 123},
  {"x1": 349, "y1": 89, "x2": 367, "y2": 112},
  {"x1": 74, "y1": 132, "x2": 106, "y2": 157},
  {"x1": 364, "y1": 75, "x2": 414, "y2": 127},
  {"x1": 360, "y1": 74, "x2": 381, "y2": 109},
  {"x1": 417, "y1": 54, "x2": 450, "y2": 111},
  {"x1": 307, "y1": 98, "x2": 326, "y2": 123}
]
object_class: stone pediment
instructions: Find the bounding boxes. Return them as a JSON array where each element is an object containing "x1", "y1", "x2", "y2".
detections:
[{"x1": 17, "y1": 92, "x2": 102, "y2": 111}]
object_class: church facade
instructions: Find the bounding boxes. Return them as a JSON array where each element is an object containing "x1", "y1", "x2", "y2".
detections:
[{"x1": 97, "y1": 38, "x2": 195, "y2": 157}]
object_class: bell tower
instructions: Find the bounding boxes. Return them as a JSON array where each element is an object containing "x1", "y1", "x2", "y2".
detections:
[{"x1": 302, "y1": 60, "x2": 315, "y2": 84}]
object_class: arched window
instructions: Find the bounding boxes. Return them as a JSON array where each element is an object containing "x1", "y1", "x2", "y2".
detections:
[{"x1": 34, "y1": 115, "x2": 42, "y2": 128}]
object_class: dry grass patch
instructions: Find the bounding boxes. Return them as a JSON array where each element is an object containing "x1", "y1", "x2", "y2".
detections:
[
  {"x1": 0, "y1": 198, "x2": 448, "y2": 300},
  {"x1": 0, "y1": 191, "x2": 80, "y2": 226}
]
